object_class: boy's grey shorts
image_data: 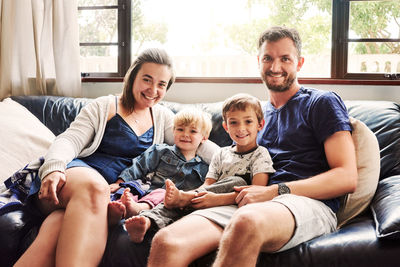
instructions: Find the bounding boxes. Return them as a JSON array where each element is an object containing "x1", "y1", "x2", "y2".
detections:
[{"x1": 190, "y1": 194, "x2": 337, "y2": 252}]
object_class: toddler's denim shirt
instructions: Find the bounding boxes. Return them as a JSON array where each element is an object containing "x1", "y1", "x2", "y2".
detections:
[{"x1": 119, "y1": 144, "x2": 209, "y2": 192}]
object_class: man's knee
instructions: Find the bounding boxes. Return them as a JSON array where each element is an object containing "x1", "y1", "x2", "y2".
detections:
[
  {"x1": 152, "y1": 227, "x2": 182, "y2": 252},
  {"x1": 228, "y1": 207, "x2": 263, "y2": 234}
]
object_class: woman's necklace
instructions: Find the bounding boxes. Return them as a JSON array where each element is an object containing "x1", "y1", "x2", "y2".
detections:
[{"x1": 131, "y1": 108, "x2": 148, "y2": 124}]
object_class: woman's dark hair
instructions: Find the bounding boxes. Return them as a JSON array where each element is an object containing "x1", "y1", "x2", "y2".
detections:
[{"x1": 121, "y1": 48, "x2": 175, "y2": 112}]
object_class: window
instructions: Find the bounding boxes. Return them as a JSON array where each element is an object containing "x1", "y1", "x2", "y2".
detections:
[
  {"x1": 78, "y1": 0, "x2": 400, "y2": 82},
  {"x1": 78, "y1": 0, "x2": 130, "y2": 77},
  {"x1": 333, "y1": 0, "x2": 400, "y2": 80}
]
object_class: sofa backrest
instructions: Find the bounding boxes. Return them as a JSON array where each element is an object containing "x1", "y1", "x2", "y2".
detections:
[
  {"x1": 345, "y1": 100, "x2": 400, "y2": 180},
  {"x1": 11, "y1": 95, "x2": 400, "y2": 181}
]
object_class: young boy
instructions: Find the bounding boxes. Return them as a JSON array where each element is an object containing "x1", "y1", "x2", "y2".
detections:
[
  {"x1": 125, "y1": 93, "x2": 276, "y2": 242},
  {"x1": 107, "y1": 107, "x2": 213, "y2": 225}
]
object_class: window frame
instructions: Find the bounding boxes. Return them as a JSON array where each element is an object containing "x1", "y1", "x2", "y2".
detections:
[
  {"x1": 80, "y1": 0, "x2": 400, "y2": 85},
  {"x1": 332, "y1": 0, "x2": 400, "y2": 81},
  {"x1": 79, "y1": 0, "x2": 131, "y2": 78}
]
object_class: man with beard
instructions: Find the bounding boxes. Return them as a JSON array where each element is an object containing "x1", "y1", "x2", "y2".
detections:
[{"x1": 146, "y1": 26, "x2": 358, "y2": 267}]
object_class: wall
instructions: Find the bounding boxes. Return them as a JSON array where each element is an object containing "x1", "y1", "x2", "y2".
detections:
[{"x1": 82, "y1": 82, "x2": 400, "y2": 104}]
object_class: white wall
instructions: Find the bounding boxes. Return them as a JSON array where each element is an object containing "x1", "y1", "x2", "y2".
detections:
[{"x1": 82, "y1": 82, "x2": 400, "y2": 104}]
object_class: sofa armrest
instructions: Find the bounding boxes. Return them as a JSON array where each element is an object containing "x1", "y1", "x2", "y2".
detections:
[{"x1": 371, "y1": 175, "x2": 400, "y2": 239}]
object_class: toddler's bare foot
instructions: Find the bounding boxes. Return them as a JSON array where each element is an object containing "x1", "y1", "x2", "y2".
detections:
[
  {"x1": 108, "y1": 201, "x2": 126, "y2": 226},
  {"x1": 121, "y1": 188, "x2": 150, "y2": 218},
  {"x1": 164, "y1": 179, "x2": 196, "y2": 209},
  {"x1": 125, "y1": 216, "x2": 151, "y2": 243}
]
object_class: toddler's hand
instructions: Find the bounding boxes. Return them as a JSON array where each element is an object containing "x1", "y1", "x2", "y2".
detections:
[{"x1": 110, "y1": 183, "x2": 120, "y2": 193}]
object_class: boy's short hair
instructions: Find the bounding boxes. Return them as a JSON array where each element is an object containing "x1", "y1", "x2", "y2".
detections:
[
  {"x1": 174, "y1": 108, "x2": 213, "y2": 139},
  {"x1": 222, "y1": 93, "x2": 263, "y2": 123}
]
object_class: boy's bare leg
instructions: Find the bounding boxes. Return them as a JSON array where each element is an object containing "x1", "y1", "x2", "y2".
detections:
[
  {"x1": 148, "y1": 215, "x2": 223, "y2": 267},
  {"x1": 14, "y1": 210, "x2": 65, "y2": 267},
  {"x1": 107, "y1": 201, "x2": 126, "y2": 226},
  {"x1": 164, "y1": 179, "x2": 196, "y2": 209},
  {"x1": 125, "y1": 216, "x2": 152, "y2": 243},
  {"x1": 212, "y1": 201, "x2": 295, "y2": 267},
  {"x1": 121, "y1": 188, "x2": 151, "y2": 217}
]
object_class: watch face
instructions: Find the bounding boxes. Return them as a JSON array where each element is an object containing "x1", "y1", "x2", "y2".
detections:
[{"x1": 278, "y1": 183, "x2": 290, "y2": 195}]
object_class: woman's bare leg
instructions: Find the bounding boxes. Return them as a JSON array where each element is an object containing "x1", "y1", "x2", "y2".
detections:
[
  {"x1": 148, "y1": 215, "x2": 223, "y2": 267},
  {"x1": 37, "y1": 167, "x2": 110, "y2": 267},
  {"x1": 14, "y1": 210, "x2": 65, "y2": 267}
]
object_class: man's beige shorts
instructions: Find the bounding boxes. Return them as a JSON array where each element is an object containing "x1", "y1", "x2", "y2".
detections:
[{"x1": 191, "y1": 194, "x2": 337, "y2": 252}]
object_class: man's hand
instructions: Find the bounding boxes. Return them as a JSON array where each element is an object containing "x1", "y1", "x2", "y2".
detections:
[
  {"x1": 235, "y1": 185, "x2": 277, "y2": 208},
  {"x1": 39, "y1": 171, "x2": 66, "y2": 205},
  {"x1": 191, "y1": 191, "x2": 218, "y2": 209}
]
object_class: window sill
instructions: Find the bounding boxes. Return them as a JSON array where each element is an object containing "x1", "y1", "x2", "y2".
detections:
[{"x1": 82, "y1": 77, "x2": 400, "y2": 86}]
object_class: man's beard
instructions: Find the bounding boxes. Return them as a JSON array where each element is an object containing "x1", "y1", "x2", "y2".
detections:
[{"x1": 261, "y1": 71, "x2": 296, "y2": 92}]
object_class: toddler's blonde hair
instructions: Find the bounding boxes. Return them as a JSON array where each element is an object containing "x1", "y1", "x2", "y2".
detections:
[{"x1": 174, "y1": 108, "x2": 213, "y2": 139}]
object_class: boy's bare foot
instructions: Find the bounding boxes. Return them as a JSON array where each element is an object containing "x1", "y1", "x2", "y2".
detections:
[
  {"x1": 164, "y1": 179, "x2": 196, "y2": 209},
  {"x1": 108, "y1": 201, "x2": 126, "y2": 226},
  {"x1": 121, "y1": 188, "x2": 150, "y2": 218},
  {"x1": 125, "y1": 216, "x2": 151, "y2": 243}
]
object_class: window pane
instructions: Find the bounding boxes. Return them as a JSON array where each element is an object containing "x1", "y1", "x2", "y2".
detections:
[
  {"x1": 348, "y1": 42, "x2": 400, "y2": 73},
  {"x1": 131, "y1": 0, "x2": 332, "y2": 78},
  {"x1": 78, "y1": 9, "x2": 117, "y2": 43},
  {"x1": 80, "y1": 46, "x2": 118, "y2": 73},
  {"x1": 78, "y1": 0, "x2": 117, "y2": 6},
  {"x1": 349, "y1": 1, "x2": 400, "y2": 39}
]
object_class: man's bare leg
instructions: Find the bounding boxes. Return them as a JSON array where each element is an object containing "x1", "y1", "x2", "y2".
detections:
[
  {"x1": 14, "y1": 210, "x2": 65, "y2": 267},
  {"x1": 148, "y1": 215, "x2": 223, "y2": 267},
  {"x1": 213, "y1": 201, "x2": 295, "y2": 267},
  {"x1": 125, "y1": 216, "x2": 152, "y2": 243},
  {"x1": 164, "y1": 179, "x2": 196, "y2": 209}
]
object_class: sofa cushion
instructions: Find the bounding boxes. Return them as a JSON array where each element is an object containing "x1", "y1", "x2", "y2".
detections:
[
  {"x1": 336, "y1": 117, "x2": 380, "y2": 227},
  {"x1": 0, "y1": 98, "x2": 55, "y2": 182},
  {"x1": 371, "y1": 176, "x2": 400, "y2": 240}
]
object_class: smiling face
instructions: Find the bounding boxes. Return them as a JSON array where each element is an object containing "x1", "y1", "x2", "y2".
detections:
[
  {"x1": 258, "y1": 37, "x2": 304, "y2": 93},
  {"x1": 173, "y1": 123, "x2": 206, "y2": 156},
  {"x1": 132, "y1": 62, "x2": 172, "y2": 109},
  {"x1": 223, "y1": 107, "x2": 264, "y2": 153}
]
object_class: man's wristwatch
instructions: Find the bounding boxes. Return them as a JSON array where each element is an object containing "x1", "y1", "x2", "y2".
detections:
[{"x1": 278, "y1": 183, "x2": 291, "y2": 195}]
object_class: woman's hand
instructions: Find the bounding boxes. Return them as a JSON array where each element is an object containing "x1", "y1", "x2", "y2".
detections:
[
  {"x1": 234, "y1": 185, "x2": 275, "y2": 208},
  {"x1": 39, "y1": 171, "x2": 66, "y2": 205}
]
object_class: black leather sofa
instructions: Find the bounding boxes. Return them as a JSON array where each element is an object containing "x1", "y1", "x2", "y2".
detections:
[{"x1": 1, "y1": 95, "x2": 400, "y2": 267}]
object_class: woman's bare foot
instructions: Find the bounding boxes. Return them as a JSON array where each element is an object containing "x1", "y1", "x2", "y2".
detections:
[
  {"x1": 164, "y1": 179, "x2": 196, "y2": 209},
  {"x1": 125, "y1": 216, "x2": 151, "y2": 243},
  {"x1": 108, "y1": 201, "x2": 126, "y2": 226},
  {"x1": 121, "y1": 188, "x2": 150, "y2": 218}
]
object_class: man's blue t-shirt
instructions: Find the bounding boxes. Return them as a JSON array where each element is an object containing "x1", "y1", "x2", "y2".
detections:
[{"x1": 257, "y1": 87, "x2": 352, "y2": 213}]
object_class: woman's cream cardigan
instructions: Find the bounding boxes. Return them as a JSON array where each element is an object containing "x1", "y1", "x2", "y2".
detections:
[{"x1": 39, "y1": 95, "x2": 218, "y2": 180}]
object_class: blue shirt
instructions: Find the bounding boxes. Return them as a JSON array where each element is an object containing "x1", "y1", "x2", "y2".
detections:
[
  {"x1": 118, "y1": 144, "x2": 209, "y2": 192},
  {"x1": 257, "y1": 87, "x2": 352, "y2": 212},
  {"x1": 77, "y1": 114, "x2": 154, "y2": 184}
]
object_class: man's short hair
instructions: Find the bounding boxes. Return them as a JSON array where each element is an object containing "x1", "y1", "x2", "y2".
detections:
[
  {"x1": 222, "y1": 93, "x2": 263, "y2": 123},
  {"x1": 258, "y1": 26, "x2": 302, "y2": 58},
  {"x1": 174, "y1": 108, "x2": 212, "y2": 139}
]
